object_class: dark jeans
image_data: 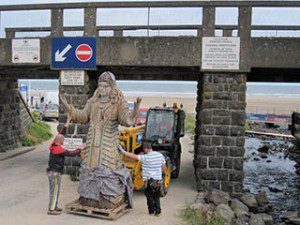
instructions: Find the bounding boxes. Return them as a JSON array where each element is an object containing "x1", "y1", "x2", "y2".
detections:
[{"x1": 144, "y1": 179, "x2": 161, "y2": 214}]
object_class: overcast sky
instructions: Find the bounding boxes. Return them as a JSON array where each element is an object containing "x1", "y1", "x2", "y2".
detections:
[{"x1": 0, "y1": 0, "x2": 299, "y2": 37}]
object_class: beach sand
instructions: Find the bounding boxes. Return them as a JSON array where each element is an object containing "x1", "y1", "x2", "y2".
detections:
[
  {"x1": 246, "y1": 96, "x2": 300, "y2": 115},
  {"x1": 125, "y1": 94, "x2": 300, "y2": 115}
]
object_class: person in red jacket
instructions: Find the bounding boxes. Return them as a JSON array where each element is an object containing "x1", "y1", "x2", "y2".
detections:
[{"x1": 47, "y1": 130, "x2": 85, "y2": 215}]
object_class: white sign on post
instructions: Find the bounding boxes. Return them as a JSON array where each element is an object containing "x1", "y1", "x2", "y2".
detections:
[
  {"x1": 202, "y1": 37, "x2": 240, "y2": 70},
  {"x1": 60, "y1": 70, "x2": 85, "y2": 86},
  {"x1": 12, "y1": 39, "x2": 40, "y2": 63},
  {"x1": 63, "y1": 138, "x2": 83, "y2": 151}
]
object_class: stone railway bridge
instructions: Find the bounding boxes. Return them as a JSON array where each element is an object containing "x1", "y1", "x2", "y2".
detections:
[{"x1": 0, "y1": 1, "x2": 299, "y2": 193}]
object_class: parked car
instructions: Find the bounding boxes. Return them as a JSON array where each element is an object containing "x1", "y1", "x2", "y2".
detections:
[
  {"x1": 135, "y1": 107, "x2": 149, "y2": 125},
  {"x1": 39, "y1": 103, "x2": 59, "y2": 120}
]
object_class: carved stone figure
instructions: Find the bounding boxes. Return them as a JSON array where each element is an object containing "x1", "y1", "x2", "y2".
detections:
[{"x1": 60, "y1": 71, "x2": 141, "y2": 208}]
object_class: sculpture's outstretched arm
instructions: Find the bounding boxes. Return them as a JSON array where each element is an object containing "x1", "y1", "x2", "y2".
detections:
[
  {"x1": 118, "y1": 97, "x2": 142, "y2": 127},
  {"x1": 60, "y1": 95, "x2": 91, "y2": 124}
]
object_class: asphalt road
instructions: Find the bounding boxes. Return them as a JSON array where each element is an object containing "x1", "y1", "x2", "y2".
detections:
[{"x1": 0, "y1": 121, "x2": 196, "y2": 225}]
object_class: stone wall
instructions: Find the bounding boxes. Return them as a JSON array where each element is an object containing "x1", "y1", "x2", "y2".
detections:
[
  {"x1": 194, "y1": 73, "x2": 247, "y2": 194},
  {"x1": 19, "y1": 99, "x2": 32, "y2": 134},
  {"x1": 0, "y1": 78, "x2": 21, "y2": 152}
]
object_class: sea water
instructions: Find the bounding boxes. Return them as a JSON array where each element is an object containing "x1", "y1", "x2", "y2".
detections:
[{"x1": 19, "y1": 79, "x2": 300, "y2": 99}]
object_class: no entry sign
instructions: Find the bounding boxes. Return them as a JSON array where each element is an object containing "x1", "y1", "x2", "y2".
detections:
[
  {"x1": 76, "y1": 44, "x2": 93, "y2": 62},
  {"x1": 51, "y1": 37, "x2": 96, "y2": 70}
]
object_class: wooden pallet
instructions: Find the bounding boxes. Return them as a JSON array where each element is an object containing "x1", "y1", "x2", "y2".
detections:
[{"x1": 65, "y1": 199, "x2": 130, "y2": 220}]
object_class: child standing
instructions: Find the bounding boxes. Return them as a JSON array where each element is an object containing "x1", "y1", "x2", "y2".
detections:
[{"x1": 47, "y1": 130, "x2": 85, "y2": 215}]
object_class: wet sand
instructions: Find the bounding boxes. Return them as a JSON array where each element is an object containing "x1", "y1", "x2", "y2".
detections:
[{"x1": 125, "y1": 94, "x2": 300, "y2": 115}]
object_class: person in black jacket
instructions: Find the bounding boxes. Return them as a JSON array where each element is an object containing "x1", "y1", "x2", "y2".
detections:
[{"x1": 46, "y1": 131, "x2": 85, "y2": 215}]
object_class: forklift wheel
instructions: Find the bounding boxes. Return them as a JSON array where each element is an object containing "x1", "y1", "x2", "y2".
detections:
[
  {"x1": 171, "y1": 154, "x2": 181, "y2": 179},
  {"x1": 160, "y1": 156, "x2": 171, "y2": 197},
  {"x1": 171, "y1": 144, "x2": 181, "y2": 179}
]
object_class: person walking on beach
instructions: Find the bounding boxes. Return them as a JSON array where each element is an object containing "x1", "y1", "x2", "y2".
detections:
[
  {"x1": 46, "y1": 127, "x2": 85, "y2": 215},
  {"x1": 118, "y1": 142, "x2": 166, "y2": 216}
]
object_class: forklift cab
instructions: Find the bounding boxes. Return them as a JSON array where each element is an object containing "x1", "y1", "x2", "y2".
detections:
[
  {"x1": 145, "y1": 107, "x2": 184, "y2": 143},
  {"x1": 143, "y1": 105, "x2": 185, "y2": 178}
]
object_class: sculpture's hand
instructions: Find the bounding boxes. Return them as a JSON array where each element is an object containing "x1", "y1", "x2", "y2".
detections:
[
  {"x1": 133, "y1": 97, "x2": 142, "y2": 113},
  {"x1": 135, "y1": 97, "x2": 142, "y2": 107},
  {"x1": 59, "y1": 95, "x2": 73, "y2": 127},
  {"x1": 60, "y1": 95, "x2": 71, "y2": 111},
  {"x1": 80, "y1": 150, "x2": 86, "y2": 158},
  {"x1": 80, "y1": 143, "x2": 87, "y2": 158}
]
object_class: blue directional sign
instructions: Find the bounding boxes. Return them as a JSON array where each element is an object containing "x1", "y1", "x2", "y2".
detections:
[
  {"x1": 51, "y1": 37, "x2": 96, "y2": 70},
  {"x1": 20, "y1": 85, "x2": 27, "y2": 92}
]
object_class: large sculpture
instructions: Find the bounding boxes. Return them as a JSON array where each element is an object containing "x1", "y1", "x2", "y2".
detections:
[{"x1": 60, "y1": 71, "x2": 141, "y2": 208}]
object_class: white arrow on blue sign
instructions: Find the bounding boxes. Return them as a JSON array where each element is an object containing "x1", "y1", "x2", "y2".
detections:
[{"x1": 51, "y1": 37, "x2": 96, "y2": 70}]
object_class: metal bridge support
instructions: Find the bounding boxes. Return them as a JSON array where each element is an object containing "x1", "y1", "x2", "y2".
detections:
[
  {"x1": 194, "y1": 73, "x2": 247, "y2": 193},
  {"x1": 0, "y1": 78, "x2": 21, "y2": 152}
]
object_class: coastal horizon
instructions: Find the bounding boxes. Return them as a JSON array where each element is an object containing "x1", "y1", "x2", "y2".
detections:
[{"x1": 20, "y1": 79, "x2": 300, "y2": 115}]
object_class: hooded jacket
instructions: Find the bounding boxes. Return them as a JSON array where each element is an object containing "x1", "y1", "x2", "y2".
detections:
[{"x1": 48, "y1": 142, "x2": 81, "y2": 173}]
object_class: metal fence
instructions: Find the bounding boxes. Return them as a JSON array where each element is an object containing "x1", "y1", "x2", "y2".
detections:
[{"x1": 0, "y1": 1, "x2": 299, "y2": 38}]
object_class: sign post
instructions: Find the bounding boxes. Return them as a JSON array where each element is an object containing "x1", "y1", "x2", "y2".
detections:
[
  {"x1": 60, "y1": 70, "x2": 86, "y2": 86},
  {"x1": 201, "y1": 37, "x2": 240, "y2": 71},
  {"x1": 63, "y1": 138, "x2": 83, "y2": 151},
  {"x1": 51, "y1": 37, "x2": 96, "y2": 70},
  {"x1": 12, "y1": 39, "x2": 40, "y2": 63}
]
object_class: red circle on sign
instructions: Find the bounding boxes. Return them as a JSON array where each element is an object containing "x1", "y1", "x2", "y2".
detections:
[{"x1": 75, "y1": 44, "x2": 93, "y2": 62}]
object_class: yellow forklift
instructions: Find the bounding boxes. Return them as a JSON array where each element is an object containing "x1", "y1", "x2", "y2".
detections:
[{"x1": 119, "y1": 103, "x2": 185, "y2": 196}]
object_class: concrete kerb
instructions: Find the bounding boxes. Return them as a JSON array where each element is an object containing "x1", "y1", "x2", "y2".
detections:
[{"x1": 0, "y1": 146, "x2": 36, "y2": 162}]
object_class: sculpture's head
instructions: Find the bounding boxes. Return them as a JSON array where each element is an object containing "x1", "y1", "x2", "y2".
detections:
[
  {"x1": 92, "y1": 71, "x2": 123, "y2": 103},
  {"x1": 98, "y1": 71, "x2": 116, "y2": 99}
]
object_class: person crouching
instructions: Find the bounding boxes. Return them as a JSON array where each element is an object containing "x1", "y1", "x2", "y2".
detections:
[{"x1": 47, "y1": 133, "x2": 85, "y2": 215}]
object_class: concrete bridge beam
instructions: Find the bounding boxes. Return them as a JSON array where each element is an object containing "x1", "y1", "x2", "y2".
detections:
[{"x1": 194, "y1": 73, "x2": 246, "y2": 193}]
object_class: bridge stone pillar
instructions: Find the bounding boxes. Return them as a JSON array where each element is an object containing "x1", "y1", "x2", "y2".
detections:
[
  {"x1": 58, "y1": 72, "x2": 98, "y2": 138},
  {"x1": 194, "y1": 73, "x2": 246, "y2": 194},
  {"x1": 0, "y1": 78, "x2": 21, "y2": 152},
  {"x1": 58, "y1": 72, "x2": 97, "y2": 176}
]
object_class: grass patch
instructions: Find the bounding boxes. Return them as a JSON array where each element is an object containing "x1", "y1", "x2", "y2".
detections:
[
  {"x1": 31, "y1": 110, "x2": 40, "y2": 121},
  {"x1": 244, "y1": 121, "x2": 250, "y2": 131},
  {"x1": 186, "y1": 113, "x2": 196, "y2": 135},
  {"x1": 22, "y1": 121, "x2": 53, "y2": 146},
  {"x1": 182, "y1": 207, "x2": 224, "y2": 225}
]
